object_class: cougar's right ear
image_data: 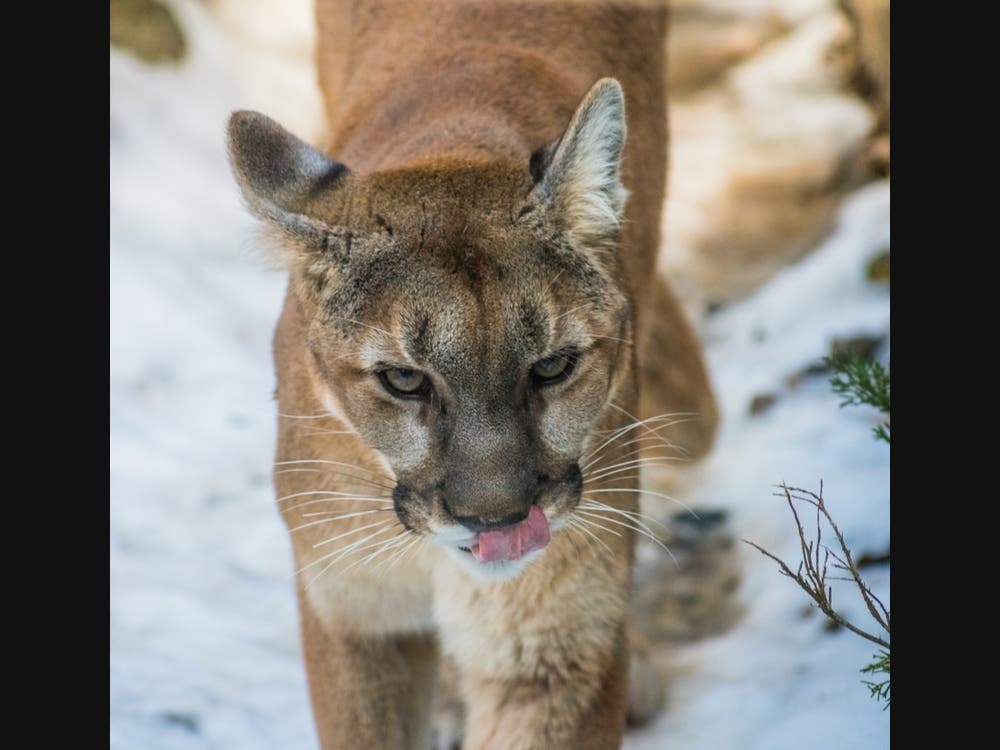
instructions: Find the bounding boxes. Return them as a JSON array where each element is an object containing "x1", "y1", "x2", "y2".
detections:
[
  {"x1": 226, "y1": 110, "x2": 351, "y2": 245},
  {"x1": 528, "y1": 78, "x2": 627, "y2": 251}
]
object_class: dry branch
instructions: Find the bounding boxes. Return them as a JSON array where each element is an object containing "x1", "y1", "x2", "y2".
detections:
[{"x1": 743, "y1": 482, "x2": 889, "y2": 650}]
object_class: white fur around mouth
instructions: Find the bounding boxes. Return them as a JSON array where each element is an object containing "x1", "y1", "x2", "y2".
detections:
[{"x1": 429, "y1": 522, "x2": 562, "y2": 582}]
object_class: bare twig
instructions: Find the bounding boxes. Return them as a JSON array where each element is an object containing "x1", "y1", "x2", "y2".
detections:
[{"x1": 743, "y1": 482, "x2": 890, "y2": 650}]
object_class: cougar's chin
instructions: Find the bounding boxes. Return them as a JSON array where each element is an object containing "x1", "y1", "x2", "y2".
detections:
[{"x1": 439, "y1": 543, "x2": 549, "y2": 582}]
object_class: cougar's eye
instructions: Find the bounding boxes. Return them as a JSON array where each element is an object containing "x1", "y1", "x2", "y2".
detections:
[
  {"x1": 379, "y1": 367, "x2": 428, "y2": 398},
  {"x1": 531, "y1": 351, "x2": 576, "y2": 385}
]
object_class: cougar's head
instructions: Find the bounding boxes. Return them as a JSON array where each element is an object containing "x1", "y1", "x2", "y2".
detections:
[{"x1": 228, "y1": 79, "x2": 633, "y2": 580}]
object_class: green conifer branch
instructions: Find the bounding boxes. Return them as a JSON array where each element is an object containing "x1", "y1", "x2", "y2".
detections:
[{"x1": 827, "y1": 355, "x2": 890, "y2": 442}]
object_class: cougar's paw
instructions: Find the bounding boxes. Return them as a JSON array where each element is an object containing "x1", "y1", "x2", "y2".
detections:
[
  {"x1": 627, "y1": 651, "x2": 666, "y2": 726},
  {"x1": 430, "y1": 655, "x2": 464, "y2": 750},
  {"x1": 429, "y1": 704, "x2": 463, "y2": 750}
]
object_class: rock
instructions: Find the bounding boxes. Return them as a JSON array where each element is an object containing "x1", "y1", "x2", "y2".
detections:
[
  {"x1": 856, "y1": 546, "x2": 890, "y2": 568},
  {"x1": 839, "y1": 0, "x2": 890, "y2": 177},
  {"x1": 199, "y1": 0, "x2": 886, "y2": 319},
  {"x1": 799, "y1": 359, "x2": 832, "y2": 378},
  {"x1": 864, "y1": 133, "x2": 891, "y2": 177},
  {"x1": 110, "y1": 0, "x2": 187, "y2": 64},
  {"x1": 668, "y1": 4, "x2": 790, "y2": 94},
  {"x1": 749, "y1": 393, "x2": 778, "y2": 415},
  {"x1": 785, "y1": 332, "x2": 886, "y2": 388},
  {"x1": 662, "y1": 2, "x2": 878, "y2": 315},
  {"x1": 160, "y1": 711, "x2": 200, "y2": 733},
  {"x1": 840, "y1": 0, "x2": 890, "y2": 129},
  {"x1": 830, "y1": 334, "x2": 885, "y2": 361},
  {"x1": 866, "y1": 249, "x2": 890, "y2": 283}
]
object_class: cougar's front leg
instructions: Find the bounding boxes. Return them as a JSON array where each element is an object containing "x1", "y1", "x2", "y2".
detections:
[
  {"x1": 434, "y1": 532, "x2": 634, "y2": 749},
  {"x1": 297, "y1": 587, "x2": 439, "y2": 749}
]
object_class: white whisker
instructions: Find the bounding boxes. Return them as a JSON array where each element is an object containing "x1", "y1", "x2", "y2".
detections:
[
  {"x1": 382, "y1": 535, "x2": 424, "y2": 578},
  {"x1": 607, "y1": 403, "x2": 694, "y2": 458},
  {"x1": 296, "y1": 429, "x2": 359, "y2": 438},
  {"x1": 295, "y1": 524, "x2": 396, "y2": 576},
  {"x1": 374, "y1": 533, "x2": 421, "y2": 578},
  {"x1": 562, "y1": 520, "x2": 595, "y2": 554},
  {"x1": 587, "y1": 473, "x2": 644, "y2": 488},
  {"x1": 283, "y1": 498, "x2": 392, "y2": 514},
  {"x1": 583, "y1": 487, "x2": 699, "y2": 519},
  {"x1": 278, "y1": 489, "x2": 392, "y2": 504},
  {"x1": 303, "y1": 529, "x2": 404, "y2": 590},
  {"x1": 585, "y1": 458, "x2": 684, "y2": 483},
  {"x1": 566, "y1": 517, "x2": 614, "y2": 555},
  {"x1": 578, "y1": 499, "x2": 671, "y2": 534},
  {"x1": 277, "y1": 471, "x2": 395, "y2": 492},
  {"x1": 274, "y1": 466, "x2": 394, "y2": 489},
  {"x1": 338, "y1": 532, "x2": 413, "y2": 576},
  {"x1": 582, "y1": 418, "x2": 688, "y2": 470},
  {"x1": 605, "y1": 433, "x2": 687, "y2": 465},
  {"x1": 590, "y1": 413, "x2": 683, "y2": 437},
  {"x1": 289, "y1": 509, "x2": 389, "y2": 533},
  {"x1": 587, "y1": 435, "x2": 671, "y2": 466},
  {"x1": 587, "y1": 455, "x2": 684, "y2": 475},
  {"x1": 313, "y1": 519, "x2": 395, "y2": 549},
  {"x1": 573, "y1": 514, "x2": 622, "y2": 538},
  {"x1": 576, "y1": 509, "x2": 678, "y2": 565},
  {"x1": 583, "y1": 412, "x2": 686, "y2": 464},
  {"x1": 274, "y1": 458, "x2": 393, "y2": 479}
]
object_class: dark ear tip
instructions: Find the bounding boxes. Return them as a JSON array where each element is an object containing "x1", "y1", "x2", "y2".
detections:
[
  {"x1": 228, "y1": 109, "x2": 255, "y2": 125},
  {"x1": 227, "y1": 109, "x2": 252, "y2": 135},
  {"x1": 226, "y1": 110, "x2": 268, "y2": 153}
]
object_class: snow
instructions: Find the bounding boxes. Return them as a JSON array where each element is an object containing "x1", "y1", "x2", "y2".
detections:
[
  {"x1": 110, "y1": 3, "x2": 889, "y2": 747},
  {"x1": 623, "y1": 181, "x2": 890, "y2": 749}
]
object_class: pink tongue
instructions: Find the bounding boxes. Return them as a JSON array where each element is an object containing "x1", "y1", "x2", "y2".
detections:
[{"x1": 471, "y1": 506, "x2": 550, "y2": 563}]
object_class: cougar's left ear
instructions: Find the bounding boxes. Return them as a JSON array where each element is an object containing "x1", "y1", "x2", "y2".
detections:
[
  {"x1": 226, "y1": 110, "x2": 351, "y2": 245},
  {"x1": 529, "y1": 78, "x2": 628, "y2": 247}
]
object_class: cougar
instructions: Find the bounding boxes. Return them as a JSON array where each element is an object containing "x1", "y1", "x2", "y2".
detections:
[{"x1": 227, "y1": 1, "x2": 717, "y2": 746}]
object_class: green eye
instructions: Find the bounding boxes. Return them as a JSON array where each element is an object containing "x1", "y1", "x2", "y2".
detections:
[
  {"x1": 531, "y1": 352, "x2": 576, "y2": 384},
  {"x1": 379, "y1": 367, "x2": 428, "y2": 398}
]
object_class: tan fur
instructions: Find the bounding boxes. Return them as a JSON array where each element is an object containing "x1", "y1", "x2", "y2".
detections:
[{"x1": 227, "y1": 1, "x2": 717, "y2": 747}]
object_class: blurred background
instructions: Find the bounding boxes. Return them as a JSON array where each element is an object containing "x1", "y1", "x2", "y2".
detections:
[{"x1": 110, "y1": 0, "x2": 889, "y2": 747}]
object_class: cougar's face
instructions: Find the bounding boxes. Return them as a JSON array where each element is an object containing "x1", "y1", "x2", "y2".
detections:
[
  {"x1": 227, "y1": 79, "x2": 631, "y2": 579},
  {"x1": 301, "y1": 167, "x2": 631, "y2": 580}
]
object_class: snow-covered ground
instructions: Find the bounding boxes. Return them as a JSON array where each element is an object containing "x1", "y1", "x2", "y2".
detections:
[
  {"x1": 110, "y1": 3, "x2": 889, "y2": 747},
  {"x1": 625, "y1": 182, "x2": 890, "y2": 749}
]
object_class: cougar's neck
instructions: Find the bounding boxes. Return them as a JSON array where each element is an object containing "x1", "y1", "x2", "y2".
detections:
[{"x1": 323, "y1": 45, "x2": 584, "y2": 173}]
